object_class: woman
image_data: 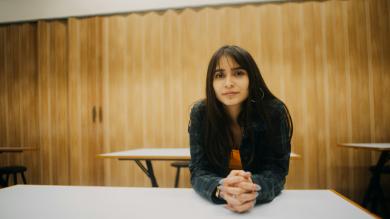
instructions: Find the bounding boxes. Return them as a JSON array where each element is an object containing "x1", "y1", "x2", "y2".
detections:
[{"x1": 188, "y1": 45, "x2": 293, "y2": 213}]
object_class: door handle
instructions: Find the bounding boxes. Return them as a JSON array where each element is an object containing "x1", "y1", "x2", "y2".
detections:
[
  {"x1": 99, "y1": 106, "x2": 103, "y2": 123},
  {"x1": 92, "y1": 106, "x2": 97, "y2": 123}
]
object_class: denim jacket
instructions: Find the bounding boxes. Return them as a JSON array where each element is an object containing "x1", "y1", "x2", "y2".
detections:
[{"x1": 188, "y1": 99, "x2": 291, "y2": 204}]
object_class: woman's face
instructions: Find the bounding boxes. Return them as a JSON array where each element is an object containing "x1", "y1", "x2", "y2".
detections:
[{"x1": 212, "y1": 55, "x2": 249, "y2": 108}]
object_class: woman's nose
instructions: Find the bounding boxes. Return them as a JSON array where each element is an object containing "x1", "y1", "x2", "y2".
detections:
[
  {"x1": 224, "y1": 75, "x2": 234, "y2": 88},
  {"x1": 225, "y1": 77, "x2": 233, "y2": 87}
]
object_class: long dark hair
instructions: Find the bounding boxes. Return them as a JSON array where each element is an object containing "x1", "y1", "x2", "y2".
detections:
[{"x1": 203, "y1": 45, "x2": 293, "y2": 170}]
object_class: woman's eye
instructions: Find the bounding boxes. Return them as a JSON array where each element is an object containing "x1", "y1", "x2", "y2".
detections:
[
  {"x1": 234, "y1": 70, "x2": 246, "y2": 76},
  {"x1": 214, "y1": 72, "x2": 224, "y2": 79}
]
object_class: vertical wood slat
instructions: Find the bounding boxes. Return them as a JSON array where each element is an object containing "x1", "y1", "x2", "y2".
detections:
[
  {"x1": 37, "y1": 21, "x2": 52, "y2": 184},
  {"x1": 105, "y1": 15, "x2": 130, "y2": 186},
  {"x1": 346, "y1": 1, "x2": 373, "y2": 200},
  {"x1": 6, "y1": 25, "x2": 22, "y2": 166},
  {"x1": 38, "y1": 20, "x2": 69, "y2": 185},
  {"x1": 68, "y1": 18, "x2": 82, "y2": 185},
  {"x1": 0, "y1": 26, "x2": 6, "y2": 167},
  {"x1": 323, "y1": 1, "x2": 352, "y2": 195},
  {"x1": 19, "y1": 23, "x2": 40, "y2": 184},
  {"x1": 68, "y1": 17, "x2": 105, "y2": 186}
]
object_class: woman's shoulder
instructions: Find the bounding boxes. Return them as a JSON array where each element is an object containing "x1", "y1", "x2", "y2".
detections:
[
  {"x1": 189, "y1": 99, "x2": 206, "y2": 120},
  {"x1": 265, "y1": 98, "x2": 289, "y2": 123},
  {"x1": 188, "y1": 100, "x2": 206, "y2": 132},
  {"x1": 190, "y1": 99, "x2": 206, "y2": 114},
  {"x1": 264, "y1": 98, "x2": 288, "y2": 118}
]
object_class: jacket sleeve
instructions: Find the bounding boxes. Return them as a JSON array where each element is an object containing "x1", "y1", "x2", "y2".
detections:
[
  {"x1": 251, "y1": 104, "x2": 292, "y2": 204},
  {"x1": 188, "y1": 103, "x2": 225, "y2": 204}
]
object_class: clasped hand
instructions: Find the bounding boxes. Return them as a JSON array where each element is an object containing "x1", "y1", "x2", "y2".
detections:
[{"x1": 218, "y1": 170, "x2": 261, "y2": 213}]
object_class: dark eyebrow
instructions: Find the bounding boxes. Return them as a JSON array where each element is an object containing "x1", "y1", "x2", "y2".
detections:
[{"x1": 215, "y1": 67, "x2": 244, "y2": 72}]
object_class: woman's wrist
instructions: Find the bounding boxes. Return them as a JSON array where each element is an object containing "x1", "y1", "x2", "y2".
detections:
[{"x1": 215, "y1": 185, "x2": 222, "y2": 199}]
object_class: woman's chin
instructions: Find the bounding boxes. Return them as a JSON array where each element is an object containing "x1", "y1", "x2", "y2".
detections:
[{"x1": 220, "y1": 99, "x2": 243, "y2": 107}]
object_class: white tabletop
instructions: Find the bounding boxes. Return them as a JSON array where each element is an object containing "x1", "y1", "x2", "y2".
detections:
[
  {"x1": 0, "y1": 185, "x2": 374, "y2": 219},
  {"x1": 99, "y1": 148, "x2": 301, "y2": 160},
  {"x1": 99, "y1": 148, "x2": 191, "y2": 160},
  {"x1": 338, "y1": 143, "x2": 390, "y2": 151}
]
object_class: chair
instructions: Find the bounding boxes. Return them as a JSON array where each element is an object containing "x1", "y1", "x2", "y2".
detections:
[
  {"x1": 0, "y1": 165, "x2": 27, "y2": 187},
  {"x1": 170, "y1": 161, "x2": 189, "y2": 188},
  {"x1": 369, "y1": 165, "x2": 390, "y2": 174},
  {"x1": 363, "y1": 160, "x2": 389, "y2": 218}
]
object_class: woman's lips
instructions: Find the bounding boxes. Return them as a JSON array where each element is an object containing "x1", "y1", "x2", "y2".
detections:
[{"x1": 222, "y1": 91, "x2": 239, "y2": 96}]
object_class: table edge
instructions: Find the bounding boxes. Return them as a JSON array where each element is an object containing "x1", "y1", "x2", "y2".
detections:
[
  {"x1": 98, "y1": 154, "x2": 301, "y2": 160},
  {"x1": 98, "y1": 154, "x2": 191, "y2": 161},
  {"x1": 337, "y1": 143, "x2": 390, "y2": 151}
]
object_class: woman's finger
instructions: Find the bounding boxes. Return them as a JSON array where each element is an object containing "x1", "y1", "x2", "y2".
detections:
[
  {"x1": 236, "y1": 191, "x2": 259, "y2": 204},
  {"x1": 223, "y1": 189, "x2": 258, "y2": 205},
  {"x1": 227, "y1": 170, "x2": 247, "y2": 178},
  {"x1": 227, "y1": 170, "x2": 252, "y2": 179},
  {"x1": 221, "y1": 191, "x2": 241, "y2": 206},
  {"x1": 227, "y1": 170, "x2": 252, "y2": 185},
  {"x1": 220, "y1": 185, "x2": 246, "y2": 196},
  {"x1": 233, "y1": 200, "x2": 256, "y2": 213},
  {"x1": 235, "y1": 181, "x2": 261, "y2": 192},
  {"x1": 225, "y1": 200, "x2": 256, "y2": 213},
  {"x1": 222, "y1": 175, "x2": 247, "y2": 186}
]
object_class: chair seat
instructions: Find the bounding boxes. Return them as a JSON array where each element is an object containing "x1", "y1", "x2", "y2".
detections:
[
  {"x1": 0, "y1": 165, "x2": 28, "y2": 187},
  {"x1": 0, "y1": 165, "x2": 27, "y2": 174},
  {"x1": 171, "y1": 161, "x2": 190, "y2": 168}
]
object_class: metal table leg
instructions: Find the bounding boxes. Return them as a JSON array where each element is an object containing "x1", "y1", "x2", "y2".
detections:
[
  {"x1": 133, "y1": 160, "x2": 159, "y2": 187},
  {"x1": 0, "y1": 174, "x2": 7, "y2": 187}
]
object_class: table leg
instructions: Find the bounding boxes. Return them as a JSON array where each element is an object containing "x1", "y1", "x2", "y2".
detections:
[
  {"x1": 145, "y1": 160, "x2": 158, "y2": 187},
  {"x1": 0, "y1": 174, "x2": 7, "y2": 187},
  {"x1": 134, "y1": 160, "x2": 159, "y2": 187}
]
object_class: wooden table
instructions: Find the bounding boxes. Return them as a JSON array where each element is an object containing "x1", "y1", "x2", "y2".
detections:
[
  {"x1": 99, "y1": 148, "x2": 301, "y2": 187},
  {"x1": 0, "y1": 185, "x2": 377, "y2": 219},
  {"x1": 338, "y1": 143, "x2": 390, "y2": 217}
]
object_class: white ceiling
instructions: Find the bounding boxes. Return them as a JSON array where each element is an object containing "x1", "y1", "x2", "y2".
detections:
[{"x1": 0, "y1": 0, "x2": 285, "y2": 24}]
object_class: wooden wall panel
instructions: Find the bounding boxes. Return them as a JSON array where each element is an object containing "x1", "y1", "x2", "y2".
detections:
[
  {"x1": 68, "y1": 17, "x2": 104, "y2": 186},
  {"x1": 366, "y1": 0, "x2": 390, "y2": 197},
  {"x1": 5, "y1": 25, "x2": 23, "y2": 167},
  {"x1": 0, "y1": 26, "x2": 6, "y2": 167},
  {"x1": 105, "y1": 15, "x2": 133, "y2": 186},
  {"x1": 0, "y1": 23, "x2": 39, "y2": 184},
  {"x1": 124, "y1": 13, "x2": 151, "y2": 186},
  {"x1": 19, "y1": 24, "x2": 40, "y2": 185},
  {"x1": 345, "y1": 0, "x2": 372, "y2": 200},
  {"x1": 68, "y1": 18, "x2": 82, "y2": 185},
  {"x1": 299, "y1": 2, "x2": 321, "y2": 189},
  {"x1": 38, "y1": 20, "x2": 69, "y2": 185},
  {"x1": 322, "y1": 1, "x2": 353, "y2": 195}
]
